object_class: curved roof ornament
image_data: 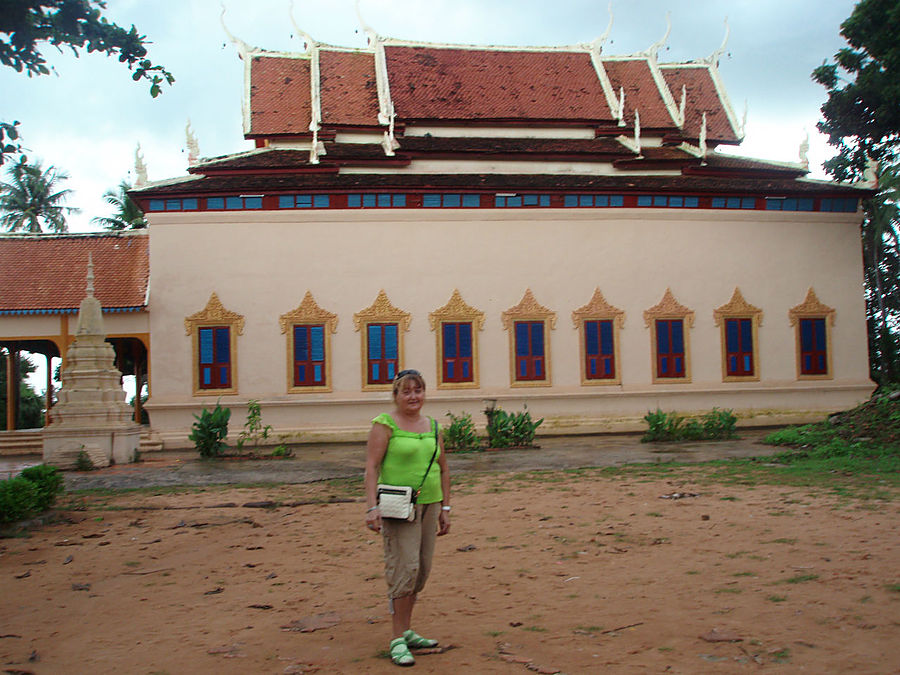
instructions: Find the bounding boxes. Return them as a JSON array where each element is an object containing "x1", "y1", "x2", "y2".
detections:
[
  {"x1": 699, "y1": 111, "x2": 708, "y2": 165},
  {"x1": 134, "y1": 143, "x2": 147, "y2": 187},
  {"x1": 289, "y1": 0, "x2": 316, "y2": 54},
  {"x1": 354, "y1": 0, "x2": 379, "y2": 46},
  {"x1": 644, "y1": 12, "x2": 671, "y2": 60},
  {"x1": 740, "y1": 100, "x2": 748, "y2": 139},
  {"x1": 220, "y1": 3, "x2": 252, "y2": 59},
  {"x1": 798, "y1": 130, "x2": 810, "y2": 170},
  {"x1": 707, "y1": 18, "x2": 730, "y2": 66},
  {"x1": 590, "y1": 2, "x2": 614, "y2": 53}
]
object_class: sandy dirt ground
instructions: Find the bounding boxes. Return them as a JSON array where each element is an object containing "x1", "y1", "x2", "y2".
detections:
[{"x1": 1, "y1": 468, "x2": 898, "y2": 674}]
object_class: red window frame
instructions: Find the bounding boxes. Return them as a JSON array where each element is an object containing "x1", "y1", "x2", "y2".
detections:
[
  {"x1": 725, "y1": 318, "x2": 754, "y2": 377},
  {"x1": 293, "y1": 324, "x2": 326, "y2": 387},
  {"x1": 514, "y1": 320, "x2": 546, "y2": 381},
  {"x1": 198, "y1": 326, "x2": 231, "y2": 390},
  {"x1": 442, "y1": 322, "x2": 474, "y2": 383},
  {"x1": 799, "y1": 318, "x2": 828, "y2": 375},
  {"x1": 655, "y1": 319, "x2": 685, "y2": 378},
  {"x1": 367, "y1": 323, "x2": 399, "y2": 385},
  {"x1": 584, "y1": 319, "x2": 615, "y2": 380}
]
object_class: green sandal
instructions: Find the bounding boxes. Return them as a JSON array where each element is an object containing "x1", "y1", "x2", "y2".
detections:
[
  {"x1": 404, "y1": 629, "x2": 438, "y2": 649},
  {"x1": 390, "y1": 637, "x2": 415, "y2": 666}
]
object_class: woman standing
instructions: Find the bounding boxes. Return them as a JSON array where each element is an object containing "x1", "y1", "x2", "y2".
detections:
[{"x1": 365, "y1": 369, "x2": 451, "y2": 667}]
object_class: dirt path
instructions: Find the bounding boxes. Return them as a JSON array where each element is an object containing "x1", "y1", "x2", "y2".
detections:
[{"x1": 2, "y1": 466, "x2": 897, "y2": 674}]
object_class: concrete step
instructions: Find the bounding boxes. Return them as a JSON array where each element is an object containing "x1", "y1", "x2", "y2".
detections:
[{"x1": 0, "y1": 429, "x2": 162, "y2": 457}]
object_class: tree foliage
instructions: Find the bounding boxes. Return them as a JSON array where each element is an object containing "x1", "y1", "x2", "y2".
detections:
[
  {"x1": 91, "y1": 180, "x2": 146, "y2": 230},
  {"x1": 0, "y1": 351, "x2": 44, "y2": 430},
  {"x1": 0, "y1": 0, "x2": 174, "y2": 163},
  {"x1": 0, "y1": 160, "x2": 79, "y2": 232},
  {"x1": 812, "y1": 0, "x2": 900, "y2": 181}
]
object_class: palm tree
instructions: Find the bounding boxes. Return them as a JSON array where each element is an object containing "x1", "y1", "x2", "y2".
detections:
[
  {"x1": 91, "y1": 181, "x2": 147, "y2": 230},
  {"x1": 0, "y1": 160, "x2": 79, "y2": 233}
]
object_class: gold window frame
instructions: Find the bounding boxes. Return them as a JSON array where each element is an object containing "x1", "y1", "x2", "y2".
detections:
[
  {"x1": 789, "y1": 288, "x2": 835, "y2": 380},
  {"x1": 713, "y1": 287, "x2": 763, "y2": 382},
  {"x1": 644, "y1": 288, "x2": 694, "y2": 384},
  {"x1": 429, "y1": 289, "x2": 485, "y2": 390},
  {"x1": 501, "y1": 289, "x2": 556, "y2": 387},
  {"x1": 571, "y1": 288, "x2": 625, "y2": 386},
  {"x1": 184, "y1": 292, "x2": 244, "y2": 396},
  {"x1": 353, "y1": 290, "x2": 411, "y2": 391},
  {"x1": 280, "y1": 291, "x2": 338, "y2": 393}
]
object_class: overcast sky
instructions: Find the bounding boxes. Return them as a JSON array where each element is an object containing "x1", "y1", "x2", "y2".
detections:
[{"x1": 1, "y1": 0, "x2": 858, "y2": 232}]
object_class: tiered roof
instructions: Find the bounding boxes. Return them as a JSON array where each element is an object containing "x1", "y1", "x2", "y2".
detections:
[{"x1": 0, "y1": 233, "x2": 149, "y2": 315}]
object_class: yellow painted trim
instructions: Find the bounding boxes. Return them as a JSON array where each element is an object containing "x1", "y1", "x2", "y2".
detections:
[
  {"x1": 502, "y1": 289, "x2": 555, "y2": 388},
  {"x1": 713, "y1": 287, "x2": 763, "y2": 383},
  {"x1": 571, "y1": 288, "x2": 625, "y2": 386},
  {"x1": 789, "y1": 288, "x2": 835, "y2": 381},
  {"x1": 280, "y1": 292, "x2": 337, "y2": 394},
  {"x1": 354, "y1": 290, "x2": 410, "y2": 391},
  {"x1": 429, "y1": 289, "x2": 484, "y2": 390},
  {"x1": 185, "y1": 293, "x2": 243, "y2": 396},
  {"x1": 644, "y1": 288, "x2": 693, "y2": 384}
]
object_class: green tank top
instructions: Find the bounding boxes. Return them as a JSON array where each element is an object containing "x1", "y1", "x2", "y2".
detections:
[{"x1": 373, "y1": 413, "x2": 442, "y2": 504}]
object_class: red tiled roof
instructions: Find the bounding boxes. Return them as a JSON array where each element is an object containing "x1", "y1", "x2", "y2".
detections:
[
  {"x1": 660, "y1": 64, "x2": 739, "y2": 143},
  {"x1": 602, "y1": 59, "x2": 674, "y2": 130},
  {"x1": 384, "y1": 46, "x2": 614, "y2": 122},
  {"x1": 249, "y1": 55, "x2": 312, "y2": 136},
  {"x1": 0, "y1": 233, "x2": 149, "y2": 313},
  {"x1": 319, "y1": 50, "x2": 380, "y2": 126}
]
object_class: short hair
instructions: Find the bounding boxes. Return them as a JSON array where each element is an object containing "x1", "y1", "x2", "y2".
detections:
[{"x1": 392, "y1": 369, "x2": 426, "y2": 397}]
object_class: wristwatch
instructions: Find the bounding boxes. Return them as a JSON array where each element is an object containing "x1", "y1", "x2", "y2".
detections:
[{"x1": 441, "y1": 505, "x2": 451, "y2": 512}]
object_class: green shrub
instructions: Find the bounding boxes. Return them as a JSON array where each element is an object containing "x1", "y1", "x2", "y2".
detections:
[
  {"x1": 75, "y1": 450, "x2": 94, "y2": 471},
  {"x1": 189, "y1": 403, "x2": 231, "y2": 458},
  {"x1": 19, "y1": 464, "x2": 63, "y2": 511},
  {"x1": 0, "y1": 477, "x2": 40, "y2": 523},
  {"x1": 270, "y1": 444, "x2": 293, "y2": 457},
  {"x1": 642, "y1": 408, "x2": 738, "y2": 442},
  {"x1": 486, "y1": 406, "x2": 543, "y2": 448},
  {"x1": 443, "y1": 411, "x2": 480, "y2": 452},
  {"x1": 235, "y1": 399, "x2": 272, "y2": 454}
]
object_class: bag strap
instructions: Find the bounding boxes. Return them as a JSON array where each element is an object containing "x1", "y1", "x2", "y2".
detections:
[{"x1": 414, "y1": 418, "x2": 440, "y2": 496}]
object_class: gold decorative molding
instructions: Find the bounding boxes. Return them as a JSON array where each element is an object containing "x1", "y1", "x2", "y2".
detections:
[
  {"x1": 353, "y1": 290, "x2": 411, "y2": 332},
  {"x1": 279, "y1": 291, "x2": 338, "y2": 334},
  {"x1": 428, "y1": 289, "x2": 485, "y2": 331},
  {"x1": 643, "y1": 288, "x2": 694, "y2": 328},
  {"x1": 713, "y1": 287, "x2": 763, "y2": 326},
  {"x1": 571, "y1": 288, "x2": 625, "y2": 329},
  {"x1": 501, "y1": 289, "x2": 557, "y2": 331},
  {"x1": 184, "y1": 293, "x2": 245, "y2": 335},
  {"x1": 788, "y1": 288, "x2": 836, "y2": 326}
]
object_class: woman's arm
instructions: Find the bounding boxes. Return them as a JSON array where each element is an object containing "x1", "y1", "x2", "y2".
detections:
[
  {"x1": 437, "y1": 431, "x2": 451, "y2": 536},
  {"x1": 364, "y1": 423, "x2": 391, "y2": 532}
]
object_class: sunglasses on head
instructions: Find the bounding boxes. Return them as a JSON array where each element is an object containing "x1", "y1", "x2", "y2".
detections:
[{"x1": 394, "y1": 369, "x2": 421, "y2": 381}]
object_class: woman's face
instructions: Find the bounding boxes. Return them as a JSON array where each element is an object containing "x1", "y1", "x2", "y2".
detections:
[{"x1": 394, "y1": 377, "x2": 425, "y2": 415}]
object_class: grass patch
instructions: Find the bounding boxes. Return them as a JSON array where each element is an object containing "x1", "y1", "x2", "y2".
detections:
[
  {"x1": 767, "y1": 595, "x2": 788, "y2": 603},
  {"x1": 783, "y1": 574, "x2": 819, "y2": 584}
]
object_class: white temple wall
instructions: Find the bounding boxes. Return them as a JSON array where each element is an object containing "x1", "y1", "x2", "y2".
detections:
[{"x1": 145, "y1": 207, "x2": 872, "y2": 448}]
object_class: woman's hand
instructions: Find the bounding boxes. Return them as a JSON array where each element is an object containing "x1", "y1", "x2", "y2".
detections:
[
  {"x1": 438, "y1": 510, "x2": 450, "y2": 536},
  {"x1": 366, "y1": 507, "x2": 382, "y2": 533}
]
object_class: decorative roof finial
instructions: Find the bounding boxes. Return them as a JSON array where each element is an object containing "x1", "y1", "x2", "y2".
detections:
[
  {"x1": 86, "y1": 253, "x2": 95, "y2": 298},
  {"x1": 617, "y1": 86, "x2": 626, "y2": 127},
  {"x1": 186, "y1": 119, "x2": 200, "y2": 166},
  {"x1": 220, "y1": 3, "x2": 252, "y2": 58},
  {"x1": 134, "y1": 143, "x2": 147, "y2": 187},
  {"x1": 677, "y1": 84, "x2": 686, "y2": 128},
  {"x1": 707, "y1": 17, "x2": 730, "y2": 66},
  {"x1": 591, "y1": 2, "x2": 614, "y2": 53},
  {"x1": 289, "y1": 0, "x2": 316, "y2": 54},
  {"x1": 699, "y1": 112, "x2": 708, "y2": 165},
  {"x1": 645, "y1": 12, "x2": 671, "y2": 60},
  {"x1": 798, "y1": 130, "x2": 810, "y2": 170},
  {"x1": 739, "y1": 100, "x2": 748, "y2": 139},
  {"x1": 355, "y1": 0, "x2": 379, "y2": 46},
  {"x1": 382, "y1": 102, "x2": 400, "y2": 156},
  {"x1": 634, "y1": 109, "x2": 642, "y2": 157}
]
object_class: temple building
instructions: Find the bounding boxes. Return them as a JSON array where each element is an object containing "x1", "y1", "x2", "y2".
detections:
[{"x1": 0, "y1": 18, "x2": 874, "y2": 449}]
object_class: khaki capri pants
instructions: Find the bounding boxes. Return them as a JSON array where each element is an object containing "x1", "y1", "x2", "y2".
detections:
[{"x1": 381, "y1": 502, "x2": 440, "y2": 600}]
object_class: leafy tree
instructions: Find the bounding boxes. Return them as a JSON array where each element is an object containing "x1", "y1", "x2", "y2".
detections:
[
  {"x1": 91, "y1": 180, "x2": 146, "y2": 230},
  {"x1": 814, "y1": 0, "x2": 900, "y2": 385},
  {"x1": 0, "y1": 0, "x2": 174, "y2": 163},
  {"x1": 0, "y1": 160, "x2": 79, "y2": 232},
  {"x1": 812, "y1": 0, "x2": 900, "y2": 181},
  {"x1": 0, "y1": 351, "x2": 44, "y2": 429}
]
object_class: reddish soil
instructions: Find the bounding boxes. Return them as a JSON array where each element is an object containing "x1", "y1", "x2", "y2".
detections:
[{"x1": 1, "y1": 469, "x2": 898, "y2": 674}]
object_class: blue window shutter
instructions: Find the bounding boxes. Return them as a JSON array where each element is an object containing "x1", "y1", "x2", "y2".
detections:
[
  {"x1": 363, "y1": 194, "x2": 376, "y2": 207},
  {"x1": 726, "y1": 319, "x2": 739, "y2": 352},
  {"x1": 462, "y1": 361, "x2": 470, "y2": 378},
  {"x1": 423, "y1": 194, "x2": 440, "y2": 207},
  {"x1": 462, "y1": 194, "x2": 480, "y2": 207},
  {"x1": 459, "y1": 323, "x2": 472, "y2": 357},
  {"x1": 215, "y1": 328, "x2": 230, "y2": 363},
  {"x1": 595, "y1": 195, "x2": 609, "y2": 207},
  {"x1": 515, "y1": 323, "x2": 529, "y2": 356},
  {"x1": 294, "y1": 326, "x2": 308, "y2": 359},
  {"x1": 684, "y1": 196, "x2": 699, "y2": 208},
  {"x1": 385, "y1": 325, "x2": 398, "y2": 359},
  {"x1": 600, "y1": 321, "x2": 613, "y2": 355},
  {"x1": 310, "y1": 326, "x2": 324, "y2": 361},
  {"x1": 377, "y1": 194, "x2": 390, "y2": 207},
  {"x1": 372, "y1": 363, "x2": 380, "y2": 381},
  {"x1": 585, "y1": 321, "x2": 599, "y2": 355},
  {"x1": 653, "y1": 195, "x2": 667, "y2": 207},
  {"x1": 444, "y1": 194, "x2": 461, "y2": 207},
  {"x1": 446, "y1": 362, "x2": 455, "y2": 379},
  {"x1": 580, "y1": 195, "x2": 592, "y2": 207},
  {"x1": 393, "y1": 194, "x2": 406, "y2": 207},
  {"x1": 387, "y1": 362, "x2": 396, "y2": 380},
  {"x1": 245, "y1": 197, "x2": 262, "y2": 209},
  {"x1": 279, "y1": 195, "x2": 294, "y2": 208},
  {"x1": 368, "y1": 325, "x2": 381, "y2": 359},
  {"x1": 313, "y1": 364, "x2": 323, "y2": 383},
  {"x1": 670, "y1": 196, "x2": 683, "y2": 207},
  {"x1": 297, "y1": 195, "x2": 312, "y2": 208},
  {"x1": 149, "y1": 199, "x2": 165, "y2": 211},
  {"x1": 814, "y1": 318, "x2": 826, "y2": 349},
  {"x1": 564, "y1": 195, "x2": 577, "y2": 207},
  {"x1": 348, "y1": 194, "x2": 361, "y2": 208},
  {"x1": 800, "y1": 319, "x2": 813, "y2": 351},
  {"x1": 523, "y1": 195, "x2": 537, "y2": 206},
  {"x1": 199, "y1": 329, "x2": 214, "y2": 364},
  {"x1": 207, "y1": 197, "x2": 224, "y2": 209},
  {"x1": 656, "y1": 321, "x2": 669, "y2": 354},
  {"x1": 671, "y1": 321, "x2": 684, "y2": 353},
  {"x1": 226, "y1": 196, "x2": 242, "y2": 209},
  {"x1": 531, "y1": 323, "x2": 544, "y2": 356},
  {"x1": 610, "y1": 195, "x2": 624, "y2": 207},
  {"x1": 313, "y1": 195, "x2": 329, "y2": 208},
  {"x1": 443, "y1": 323, "x2": 457, "y2": 358},
  {"x1": 740, "y1": 319, "x2": 753, "y2": 352}
]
